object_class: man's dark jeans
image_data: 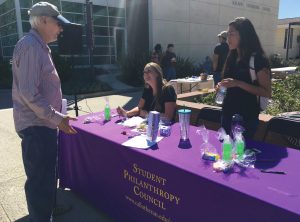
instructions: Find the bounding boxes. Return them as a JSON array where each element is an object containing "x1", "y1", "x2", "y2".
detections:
[{"x1": 18, "y1": 126, "x2": 57, "y2": 222}]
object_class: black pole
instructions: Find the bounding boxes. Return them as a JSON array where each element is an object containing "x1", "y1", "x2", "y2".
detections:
[
  {"x1": 74, "y1": 94, "x2": 79, "y2": 117},
  {"x1": 86, "y1": 0, "x2": 94, "y2": 80}
]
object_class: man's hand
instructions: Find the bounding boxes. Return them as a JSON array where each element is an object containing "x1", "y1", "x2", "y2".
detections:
[{"x1": 58, "y1": 116, "x2": 77, "y2": 134}]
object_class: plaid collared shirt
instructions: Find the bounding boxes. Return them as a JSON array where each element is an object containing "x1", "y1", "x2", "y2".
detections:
[{"x1": 12, "y1": 29, "x2": 64, "y2": 132}]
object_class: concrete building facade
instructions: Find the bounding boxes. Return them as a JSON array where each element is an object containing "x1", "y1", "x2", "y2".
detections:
[
  {"x1": 275, "y1": 17, "x2": 300, "y2": 59},
  {"x1": 148, "y1": 0, "x2": 279, "y2": 62},
  {"x1": 0, "y1": 0, "x2": 279, "y2": 65}
]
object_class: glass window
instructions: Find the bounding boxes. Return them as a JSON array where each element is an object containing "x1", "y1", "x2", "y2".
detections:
[
  {"x1": 61, "y1": 1, "x2": 83, "y2": 13},
  {"x1": 0, "y1": 0, "x2": 15, "y2": 14},
  {"x1": 20, "y1": 0, "x2": 32, "y2": 8},
  {"x1": 109, "y1": 37, "x2": 115, "y2": 46},
  {"x1": 109, "y1": 17, "x2": 125, "y2": 27},
  {"x1": 93, "y1": 16, "x2": 108, "y2": 26},
  {"x1": 94, "y1": 26, "x2": 109, "y2": 36},
  {"x1": 62, "y1": 12, "x2": 84, "y2": 24},
  {"x1": 0, "y1": 22, "x2": 17, "y2": 36},
  {"x1": 66, "y1": 56, "x2": 89, "y2": 65},
  {"x1": 93, "y1": 5, "x2": 107, "y2": 16},
  {"x1": 109, "y1": 27, "x2": 114, "y2": 36},
  {"x1": 284, "y1": 28, "x2": 293, "y2": 49},
  {"x1": 93, "y1": 56, "x2": 111, "y2": 65},
  {"x1": 0, "y1": 10, "x2": 16, "y2": 26},
  {"x1": 22, "y1": 22, "x2": 31, "y2": 33},
  {"x1": 49, "y1": 45, "x2": 59, "y2": 54},
  {"x1": 21, "y1": 8, "x2": 30, "y2": 21},
  {"x1": 94, "y1": 37, "x2": 109, "y2": 46},
  {"x1": 108, "y1": 7, "x2": 125, "y2": 17},
  {"x1": 1, "y1": 34, "x2": 18, "y2": 46},
  {"x1": 2, "y1": 46, "x2": 14, "y2": 57},
  {"x1": 111, "y1": 56, "x2": 116, "y2": 64},
  {"x1": 93, "y1": 46, "x2": 110, "y2": 55},
  {"x1": 110, "y1": 47, "x2": 115, "y2": 55}
]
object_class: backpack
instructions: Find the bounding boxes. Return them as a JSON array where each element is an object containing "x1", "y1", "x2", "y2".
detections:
[{"x1": 249, "y1": 55, "x2": 271, "y2": 111}]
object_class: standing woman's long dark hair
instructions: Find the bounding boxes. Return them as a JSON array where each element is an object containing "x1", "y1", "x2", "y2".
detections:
[{"x1": 223, "y1": 17, "x2": 266, "y2": 72}]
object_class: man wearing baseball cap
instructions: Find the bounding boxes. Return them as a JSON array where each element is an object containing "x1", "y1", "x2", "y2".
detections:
[
  {"x1": 212, "y1": 30, "x2": 229, "y2": 85},
  {"x1": 12, "y1": 2, "x2": 76, "y2": 221}
]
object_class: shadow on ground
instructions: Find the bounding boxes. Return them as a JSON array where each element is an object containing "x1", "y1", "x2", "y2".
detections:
[{"x1": 14, "y1": 189, "x2": 114, "y2": 222}]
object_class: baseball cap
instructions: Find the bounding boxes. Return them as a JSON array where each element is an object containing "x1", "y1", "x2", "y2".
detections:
[
  {"x1": 217, "y1": 31, "x2": 227, "y2": 39},
  {"x1": 28, "y1": 2, "x2": 71, "y2": 26}
]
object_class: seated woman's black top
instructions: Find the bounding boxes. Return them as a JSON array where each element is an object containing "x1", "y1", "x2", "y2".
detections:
[
  {"x1": 222, "y1": 53, "x2": 270, "y2": 121},
  {"x1": 141, "y1": 85, "x2": 177, "y2": 115}
]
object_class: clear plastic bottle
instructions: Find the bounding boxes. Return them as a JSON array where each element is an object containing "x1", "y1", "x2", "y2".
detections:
[
  {"x1": 222, "y1": 135, "x2": 232, "y2": 161},
  {"x1": 215, "y1": 86, "x2": 227, "y2": 105},
  {"x1": 235, "y1": 132, "x2": 245, "y2": 160},
  {"x1": 231, "y1": 114, "x2": 244, "y2": 137},
  {"x1": 104, "y1": 97, "x2": 111, "y2": 121}
]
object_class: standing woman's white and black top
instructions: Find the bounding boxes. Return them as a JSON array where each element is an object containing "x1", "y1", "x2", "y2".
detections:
[{"x1": 218, "y1": 17, "x2": 271, "y2": 139}]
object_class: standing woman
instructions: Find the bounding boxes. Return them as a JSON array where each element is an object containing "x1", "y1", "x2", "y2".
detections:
[
  {"x1": 218, "y1": 17, "x2": 271, "y2": 138},
  {"x1": 117, "y1": 62, "x2": 177, "y2": 121}
]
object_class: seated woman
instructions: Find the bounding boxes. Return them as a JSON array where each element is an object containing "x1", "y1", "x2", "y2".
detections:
[{"x1": 117, "y1": 62, "x2": 177, "y2": 121}]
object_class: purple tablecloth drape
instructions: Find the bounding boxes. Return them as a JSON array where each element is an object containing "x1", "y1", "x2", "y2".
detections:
[{"x1": 59, "y1": 113, "x2": 300, "y2": 222}]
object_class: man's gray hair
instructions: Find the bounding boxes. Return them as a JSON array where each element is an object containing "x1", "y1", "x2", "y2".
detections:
[{"x1": 29, "y1": 15, "x2": 42, "y2": 29}]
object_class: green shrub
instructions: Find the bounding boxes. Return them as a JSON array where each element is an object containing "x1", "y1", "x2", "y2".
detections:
[
  {"x1": 192, "y1": 74, "x2": 300, "y2": 115},
  {"x1": 266, "y1": 74, "x2": 300, "y2": 115},
  {"x1": 269, "y1": 54, "x2": 284, "y2": 68},
  {"x1": 119, "y1": 53, "x2": 151, "y2": 87},
  {"x1": 175, "y1": 56, "x2": 202, "y2": 79},
  {"x1": 0, "y1": 60, "x2": 12, "y2": 89}
]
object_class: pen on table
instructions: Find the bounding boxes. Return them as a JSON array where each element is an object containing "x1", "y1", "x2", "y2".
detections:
[
  {"x1": 260, "y1": 170, "x2": 286, "y2": 175},
  {"x1": 256, "y1": 159, "x2": 277, "y2": 162}
]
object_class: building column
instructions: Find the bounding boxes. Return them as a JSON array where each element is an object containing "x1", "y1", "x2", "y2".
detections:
[
  {"x1": 148, "y1": 0, "x2": 153, "y2": 51},
  {"x1": 14, "y1": 0, "x2": 23, "y2": 39}
]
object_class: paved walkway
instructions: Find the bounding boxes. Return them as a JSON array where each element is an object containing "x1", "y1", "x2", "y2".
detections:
[{"x1": 0, "y1": 73, "x2": 142, "y2": 221}]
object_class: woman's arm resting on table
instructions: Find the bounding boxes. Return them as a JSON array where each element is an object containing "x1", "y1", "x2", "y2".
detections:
[
  {"x1": 161, "y1": 102, "x2": 177, "y2": 120},
  {"x1": 117, "y1": 98, "x2": 146, "y2": 118}
]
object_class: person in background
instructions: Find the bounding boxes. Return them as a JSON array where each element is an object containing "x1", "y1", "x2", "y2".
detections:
[
  {"x1": 213, "y1": 31, "x2": 229, "y2": 85},
  {"x1": 202, "y1": 56, "x2": 212, "y2": 74},
  {"x1": 12, "y1": 2, "x2": 77, "y2": 221},
  {"x1": 161, "y1": 43, "x2": 177, "y2": 81},
  {"x1": 117, "y1": 62, "x2": 177, "y2": 121},
  {"x1": 217, "y1": 17, "x2": 271, "y2": 138},
  {"x1": 151, "y1": 43, "x2": 163, "y2": 65}
]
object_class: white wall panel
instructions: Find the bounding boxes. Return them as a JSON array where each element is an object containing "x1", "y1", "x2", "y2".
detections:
[
  {"x1": 189, "y1": 1, "x2": 219, "y2": 25},
  {"x1": 152, "y1": 20, "x2": 189, "y2": 47},
  {"x1": 152, "y1": 0, "x2": 189, "y2": 22},
  {"x1": 149, "y1": 0, "x2": 279, "y2": 62}
]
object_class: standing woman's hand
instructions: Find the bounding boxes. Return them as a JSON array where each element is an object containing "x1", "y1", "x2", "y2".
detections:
[{"x1": 220, "y1": 78, "x2": 240, "y2": 88}]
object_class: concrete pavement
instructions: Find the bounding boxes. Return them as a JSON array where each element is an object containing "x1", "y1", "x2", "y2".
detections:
[{"x1": 0, "y1": 88, "x2": 142, "y2": 222}]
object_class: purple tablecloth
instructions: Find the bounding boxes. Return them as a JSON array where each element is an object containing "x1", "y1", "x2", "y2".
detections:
[{"x1": 59, "y1": 113, "x2": 300, "y2": 222}]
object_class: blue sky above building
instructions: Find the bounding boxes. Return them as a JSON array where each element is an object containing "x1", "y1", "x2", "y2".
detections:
[{"x1": 279, "y1": 0, "x2": 300, "y2": 19}]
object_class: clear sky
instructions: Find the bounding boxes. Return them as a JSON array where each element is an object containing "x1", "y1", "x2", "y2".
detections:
[{"x1": 278, "y1": 0, "x2": 300, "y2": 19}]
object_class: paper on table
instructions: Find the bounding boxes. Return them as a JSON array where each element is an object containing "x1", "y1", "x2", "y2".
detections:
[
  {"x1": 122, "y1": 116, "x2": 146, "y2": 128},
  {"x1": 122, "y1": 135, "x2": 163, "y2": 149}
]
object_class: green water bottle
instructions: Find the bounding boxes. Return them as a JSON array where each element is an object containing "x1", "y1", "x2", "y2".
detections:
[
  {"x1": 235, "y1": 133, "x2": 245, "y2": 159},
  {"x1": 222, "y1": 135, "x2": 232, "y2": 161},
  {"x1": 104, "y1": 97, "x2": 111, "y2": 121}
]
